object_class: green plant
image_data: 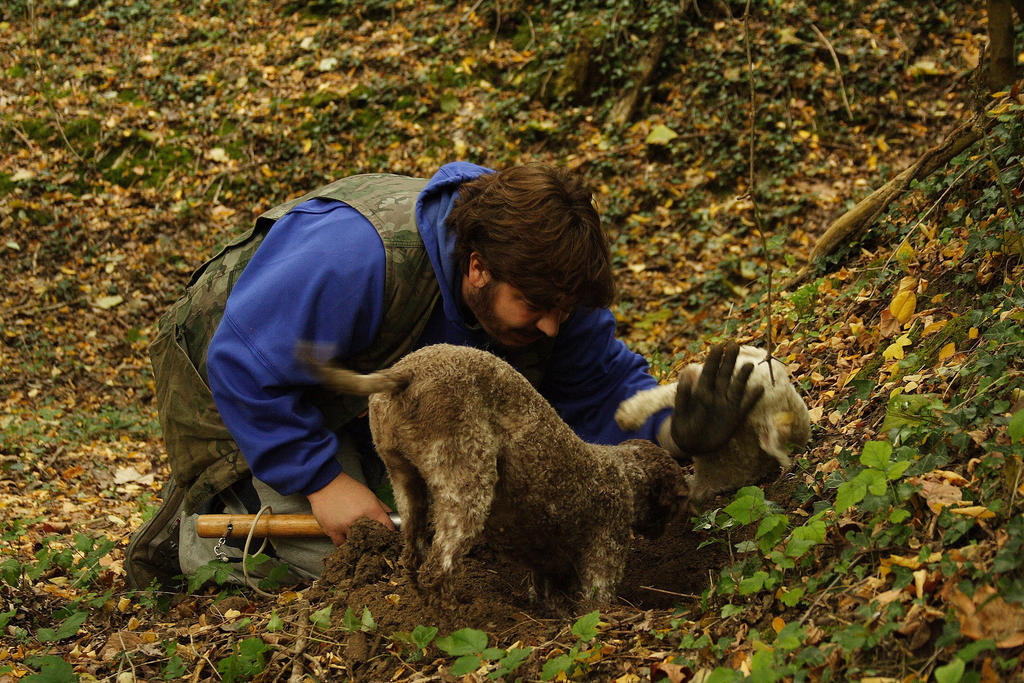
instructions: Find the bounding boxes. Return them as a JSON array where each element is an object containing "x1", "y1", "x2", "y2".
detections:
[
  {"x1": 434, "y1": 627, "x2": 533, "y2": 678},
  {"x1": 215, "y1": 637, "x2": 270, "y2": 683},
  {"x1": 540, "y1": 611, "x2": 602, "y2": 680},
  {"x1": 391, "y1": 625, "x2": 438, "y2": 662}
]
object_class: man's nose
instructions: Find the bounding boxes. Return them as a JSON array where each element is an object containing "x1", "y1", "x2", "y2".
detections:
[{"x1": 536, "y1": 311, "x2": 561, "y2": 337}]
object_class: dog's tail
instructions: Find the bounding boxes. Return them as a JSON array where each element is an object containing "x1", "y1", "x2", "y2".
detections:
[{"x1": 295, "y1": 341, "x2": 405, "y2": 395}]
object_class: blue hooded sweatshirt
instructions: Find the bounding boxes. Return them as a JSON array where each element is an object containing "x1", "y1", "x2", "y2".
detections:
[{"x1": 206, "y1": 162, "x2": 670, "y2": 497}]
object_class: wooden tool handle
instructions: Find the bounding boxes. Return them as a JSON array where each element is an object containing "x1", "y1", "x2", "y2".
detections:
[{"x1": 195, "y1": 514, "x2": 326, "y2": 539}]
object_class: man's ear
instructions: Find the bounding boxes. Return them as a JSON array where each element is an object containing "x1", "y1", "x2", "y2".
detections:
[{"x1": 467, "y1": 252, "x2": 491, "y2": 289}]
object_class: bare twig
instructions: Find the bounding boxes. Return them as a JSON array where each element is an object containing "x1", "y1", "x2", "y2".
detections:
[
  {"x1": 638, "y1": 585, "x2": 701, "y2": 600},
  {"x1": 742, "y1": 0, "x2": 776, "y2": 378},
  {"x1": 809, "y1": 23, "x2": 853, "y2": 121},
  {"x1": 288, "y1": 602, "x2": 312, "y2": 683}
]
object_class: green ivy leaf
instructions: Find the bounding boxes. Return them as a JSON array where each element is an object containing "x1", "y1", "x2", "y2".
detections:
[
  {"x1": 541, "y1": 653, "x2": 573, "y2": 681},
  {"x1": 775, "y1": 621, "x2": 804, "y2": 650},
  {"x1": 738, "y1": 570, "x2": 769, "y2": 595},
  {"x1": 890, "y1": 508, "x2": 912, "y2": 523},
  {"x1": 267, "y1": 612, "x2": 283, "y2": 632},
  {"x1": 720, "y1": 604, "x2": 744, "y2": 618},
  {"x1": 340, "y1": 606, "x2": 360, "y2": 631},
  {"x1": 21, "y1": 655, "x2": 76, "y2": 683},
  {"x1": 860, "y1": 440, "x2": 893, "y2": 469},
  {"x1": 755, "y1": 513, "x2": 789, "y2": 553},
  {"x1": 780, "y1": 587, "x2": 804, "y2": 607},
  {"x1": 1009, "y1": 409, "x2": 1024, "y2": 442},
  {"x1": 886, "y1": 460, "x2": 911, "y2": 480},
  {"x1": 835, "y1": 478, "x2": 867, "y2": 512},
  {"x1": 571, "y1": 610, "x2": 601, "y2": 642},
  {"x1": 435, "y1": 628, "x2": 488, "y2": 656},
  {"x1": 311, "y1": 605, "x2": 333, "y2": 630},
  {"x1": 360, "y1": 606, "x2": 376, "y2": 632},
  {"x1": 450, "y1": 654, "x2": 482, "y2": 676},
  {"x1": 786, "y1": 519, "x2": 827, "y2": 558},
  {"x1": 491, "y1": 647, "x2": 533, "y2": 679},
  {"x1": 36, "y1": 611, "x2": 88, "y2": 642},
  {"x1": 724, "y1": 487, "x2": 766, "y2": 524},
  {"x1": 864, "y1": 468, "x2": 888, "y2": 496},
  {"x1": 411, "y1": 625, "x2": 438, "y2": 649},
  {"x1": 933, "y1": 657, "x2": 965, "y2": 683}
]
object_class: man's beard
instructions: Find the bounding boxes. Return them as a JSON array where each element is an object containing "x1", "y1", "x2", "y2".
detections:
[{"x1": 463, "y1": 281, "x2": 545, "y2": 349}]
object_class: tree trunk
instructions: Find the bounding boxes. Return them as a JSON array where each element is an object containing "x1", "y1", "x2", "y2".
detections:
[
  {"x1": 609, "y1": 33, "x2": 670, "y2": 126},
  {"x1": 987, "y1": 0, "x2": 1019, "y2": 90}
]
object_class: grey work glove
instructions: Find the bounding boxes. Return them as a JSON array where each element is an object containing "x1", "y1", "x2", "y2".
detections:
[{"x1": 670, "y1": 342, "x2": 765, "y2": 455}]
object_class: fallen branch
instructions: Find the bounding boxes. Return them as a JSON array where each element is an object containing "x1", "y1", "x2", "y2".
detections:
[{"x1": 787, "y1": 108, "x2": 994, "y2": 287}]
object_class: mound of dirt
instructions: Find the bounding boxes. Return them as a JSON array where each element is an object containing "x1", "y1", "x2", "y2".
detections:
[{"x1": 303, "y1": 508, "x2": 731, "y2": 647}]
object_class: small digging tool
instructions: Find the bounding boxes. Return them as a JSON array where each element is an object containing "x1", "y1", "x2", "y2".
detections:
[{"x1": 196, "y1": 512, "x2": 401, "y2": 539}]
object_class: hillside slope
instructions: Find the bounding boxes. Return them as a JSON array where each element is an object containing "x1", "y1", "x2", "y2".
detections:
[{"x1": 2, "y1": 0, "x2": 1022, "y2": 680}]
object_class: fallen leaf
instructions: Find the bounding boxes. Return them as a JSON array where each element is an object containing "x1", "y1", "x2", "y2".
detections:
[
  {"x1": 907, "y1": 59, "x2": 942, "y2": 77},
  {"x1": 938, "y1": 342, "x2": 955, "y2": 362},
  {"x1": 211, "y1": 205, "x2": 237, "y2": 220},
  {"x1": 950, "y1": 505, "x2": 995, "y2": 519},
  {"x1": 650, "y1": 661, "x2": 687, "y2": 682},
  {"x1": 882, "y1": 334, "x2": 912, "y2": 361},
  {"x1": 205, "y1": 147, "x2": 230, "y2": 163},
  {"x1": 907, "y1": 474, "x2": 963, "y2": 513},
  {"x1": 889, "y1": 289, "x2": 917, "y2": 324},
  {"x1": 93, "y1": 295, "x2": 124, "y2": 310},
  {"x1": 646, "y1": 124, "x2": 679, "y2": 145},
  {"x1": 879, "y1": 309, "x2": 902, "y2": 337},
  {"x1": 944, "y1": 584, "x2": 1024, "y2": 648}
]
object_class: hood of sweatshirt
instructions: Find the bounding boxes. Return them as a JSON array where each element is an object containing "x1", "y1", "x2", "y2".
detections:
[{"x1": 415, "y1": 161, "x2": 494, "y2": 326}]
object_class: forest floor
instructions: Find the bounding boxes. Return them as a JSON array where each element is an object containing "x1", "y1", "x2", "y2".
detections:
[{"x1": 3, "y1": 0, "x2": 1024, "y2": 681}]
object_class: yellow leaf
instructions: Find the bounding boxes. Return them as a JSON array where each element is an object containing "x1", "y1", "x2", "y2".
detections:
[
  {"x1": 969, "y1": 327, "x2": 979, "y2": 339},
  {"x1": 772, "y1": 617, "x2": 785, "y2": 633},
  {"x1": 951, "y1": 505, "x2": 995, "y2": 519},
  {"x1": 895, "y1": 242, "x2": 915, "y2": 262},
  {"x1": 938, "y1": 342, "x2": 955, "y2": 361},
  {"x1": 646, "y1": 124, "x2": 679, "y2": 145},
  {"x1": 922, "y1": 320, "x2": 947, "y2": 336},
  {"x1": 883, "y1": 334, "x2": 912, "y2": 361},
  {"x1": 897, "y1": 276, "x2": 918, "y2": 293},
  {"x1": 889, "y1": 289, "x2": 916, "y2": 325},
  {"x1": 205, "y1": 147, "x2": 230, "y2": 163}
]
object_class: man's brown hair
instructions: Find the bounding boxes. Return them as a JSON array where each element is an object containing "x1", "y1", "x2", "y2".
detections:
[{"x1": 447, "y1": 164, "x2": 614, "y2": 311}]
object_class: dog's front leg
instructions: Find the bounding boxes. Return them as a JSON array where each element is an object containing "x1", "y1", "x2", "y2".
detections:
[
  {"x1": 417, "y1": 440, "x2": 498, "y2": 607},
  {"x1": 378, "y1": 449, "x2": 431, "y2": 580},
  {"x1": 575, "y1": 528, "x2": 627, "y2": 609}
]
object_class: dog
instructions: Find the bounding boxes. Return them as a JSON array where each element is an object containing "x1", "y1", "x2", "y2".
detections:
[
  {"x1": 299, "y1": 343, "x2": 688, "y2": 608},
  {"x1": 615, "y1": 345, "x2": 810, "y2": 501}
]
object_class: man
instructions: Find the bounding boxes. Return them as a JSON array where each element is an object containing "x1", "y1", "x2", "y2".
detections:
[{"x1": 126, "y1": 162, "x2": 757, "y2": 589}]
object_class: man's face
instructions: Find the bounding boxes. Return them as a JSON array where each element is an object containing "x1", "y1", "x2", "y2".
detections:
[{"x1": 462, "y1": 253, "x2": 570, "y2": 349}]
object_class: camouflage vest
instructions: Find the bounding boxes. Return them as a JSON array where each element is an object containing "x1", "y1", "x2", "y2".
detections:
[{"x1": 150, "y1": 174, "x2": 439, "y2": 513}]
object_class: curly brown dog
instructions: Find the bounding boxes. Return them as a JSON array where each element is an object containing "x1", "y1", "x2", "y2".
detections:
[{"x1": 301, "y1": 343, "x2": 687, "y2": 608}]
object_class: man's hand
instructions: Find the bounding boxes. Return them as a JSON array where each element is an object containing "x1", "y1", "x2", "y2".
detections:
[
  {"x1": 669, "y1": 342, "x2": 764, "y2": 455},
  {"x1": 307, "y1": 472, "x2": 394, "y2": 545}
]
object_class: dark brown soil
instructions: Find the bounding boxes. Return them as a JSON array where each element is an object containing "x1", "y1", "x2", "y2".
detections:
[
  {"x1": 304, "y1": 507, "x2": 729, "y2": 643},
  {"x1": 294, "y1": 475, "x2": 804, "y2": 679}
]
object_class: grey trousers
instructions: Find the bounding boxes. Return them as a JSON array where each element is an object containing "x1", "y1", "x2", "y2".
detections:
[{"x1": 178, "y1": 435, "x2": 371, "y2": 585}]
